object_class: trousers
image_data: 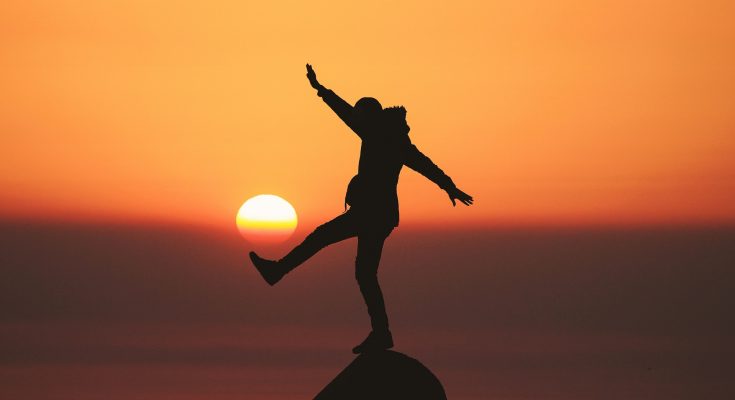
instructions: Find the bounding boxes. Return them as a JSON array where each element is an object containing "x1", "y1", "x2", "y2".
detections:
[{"x1": 279, "y1": 210, "x2": 394, "y2": 331}]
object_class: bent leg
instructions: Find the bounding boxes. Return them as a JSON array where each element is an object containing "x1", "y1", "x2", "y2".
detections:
[
  {"x1": 355, "y1": 228, "x2": 392, "y2": 332},
  {"x1": 279, "y1": 212, "x2": 357, "y2": 272}
]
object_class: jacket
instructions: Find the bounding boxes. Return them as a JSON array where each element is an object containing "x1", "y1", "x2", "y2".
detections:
[{"x1": 318, "y1": 87, "x2": 456, "y2": 228}]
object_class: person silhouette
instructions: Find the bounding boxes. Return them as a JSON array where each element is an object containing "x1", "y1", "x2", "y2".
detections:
[{"x1": 249, "y1": 64, "x2": 473, "y2": 354}]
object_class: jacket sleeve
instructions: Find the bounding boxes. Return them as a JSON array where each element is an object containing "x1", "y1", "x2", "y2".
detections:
[
  {"x1": 317, "y1": 86, "x2": 363, "y2": 139},
  {"x1": 403, "y1": 143, "x2": 456, "y2": 191}
]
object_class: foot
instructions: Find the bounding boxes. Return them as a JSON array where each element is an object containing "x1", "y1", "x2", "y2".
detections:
[
  {"x1": 249, "y1": 251, "x2": 284, "y2": 286},
  {"x1": 351, "y1": 330, "x2": 393, "y2": 354}
]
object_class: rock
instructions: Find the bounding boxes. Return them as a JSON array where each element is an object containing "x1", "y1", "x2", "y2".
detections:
[{"x1": 315, "y1": 350, "x2": 447, "y2": 400}]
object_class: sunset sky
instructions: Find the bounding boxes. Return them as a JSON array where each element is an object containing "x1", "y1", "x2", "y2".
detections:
[
  {"x1": 2, "y1": 0, "x2": 734, "y2": 229},
  {"x1": 2, "y1": 2, "x2": 734, "y2": 400}
]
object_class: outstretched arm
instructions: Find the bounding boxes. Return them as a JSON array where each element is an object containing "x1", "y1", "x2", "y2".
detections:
[
  {"x1": 306, "y1": 64, "x2": 363, "y2": 138},
  {"x1": 404, "y1": 144, "x2": 474, "y2": 206}
]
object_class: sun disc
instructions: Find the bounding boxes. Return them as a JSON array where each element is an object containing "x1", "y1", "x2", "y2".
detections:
[{"x1": 236, "y1": 194, "x2": 297, "y2": 243}]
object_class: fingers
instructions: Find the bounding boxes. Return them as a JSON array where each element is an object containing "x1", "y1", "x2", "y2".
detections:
[
  {"x1": 448, "y1": 188, "x2": 474, "y2": 207},
  {"x1": 459, "y1": 190, "x2": 473, "y2": 206},
  {"x1": 449, "y1": 194, "x2": 474, "y2": 206}
]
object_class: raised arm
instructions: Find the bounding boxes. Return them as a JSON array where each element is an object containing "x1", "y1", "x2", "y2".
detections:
[
  {"x1": 306, "y1": 64, "x2": 363, "y2": 138},
  {"x1": 404, "y1": 143, "x2": 474, "y2": 206}
]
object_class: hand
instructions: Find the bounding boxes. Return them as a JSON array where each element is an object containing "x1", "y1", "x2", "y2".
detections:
[
  {"x1": 306, "y1": 63, "x2": 320, "y2": 89},
  {"x1": 446, "y1": 187, "x2": 474, "y2": 207}
]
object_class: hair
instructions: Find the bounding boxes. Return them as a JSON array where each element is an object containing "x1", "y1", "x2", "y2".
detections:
[
  {"x1": 383, "y1": 105, "x2": 410, "y2": 134},
  {"x1": 383, "y1": 106, "x2": 407, "y2": 120}
]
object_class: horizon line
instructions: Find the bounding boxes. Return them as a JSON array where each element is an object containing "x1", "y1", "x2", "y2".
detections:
[{"x1": 2, "y1": 211, "x2": 734, "y2": 233}]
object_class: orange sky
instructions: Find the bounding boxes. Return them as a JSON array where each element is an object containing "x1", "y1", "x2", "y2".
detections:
[{"x1": 1, "y1": 0, "x2": 734, "y2": 229}]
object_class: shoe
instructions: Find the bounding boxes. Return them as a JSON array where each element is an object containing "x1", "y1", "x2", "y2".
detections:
[
  {"x1": 351, "y1": 330, "x2": 393, "y2": 354},
  {"x1": 249, "y1": 251, "x2": 284, "y2": 286}
]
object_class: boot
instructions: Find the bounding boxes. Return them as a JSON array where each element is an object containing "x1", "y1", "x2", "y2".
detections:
[
  {"x1": 249, "y1": 251, "x2": 285, "y2": 286},
  {"x1": 351, "y1": 329, "x2": 393, "y2": 354}
]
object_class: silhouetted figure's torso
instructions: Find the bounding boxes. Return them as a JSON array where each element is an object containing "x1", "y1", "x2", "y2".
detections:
[{"x1": 318, "y1": 88, "x2": 455, "y2": 229}]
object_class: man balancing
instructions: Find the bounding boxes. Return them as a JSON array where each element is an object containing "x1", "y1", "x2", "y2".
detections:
[{"x1": 249, "y1": 64, "x2": 473, "y2": 354}]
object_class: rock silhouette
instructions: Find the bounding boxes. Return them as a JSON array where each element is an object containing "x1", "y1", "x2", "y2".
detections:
[{"x1": 314, "y1": 350, "x2": 447, "y2": 400}]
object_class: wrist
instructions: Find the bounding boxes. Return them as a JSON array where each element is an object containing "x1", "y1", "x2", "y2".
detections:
[
  {"x1": 316, "y1": 84, "x2": 328, "y2": 97},
  {"x1": 442, "y1": 178, "x2": 456, "y2": 192}
]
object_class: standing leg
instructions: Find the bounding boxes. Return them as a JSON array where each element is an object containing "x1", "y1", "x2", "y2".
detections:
[
  {"x1": 250, "y1": 212, "x2": 357, "y2": 285},
  {"x1": 352, "y1": 227, "x2": 394, "y2": 353}
]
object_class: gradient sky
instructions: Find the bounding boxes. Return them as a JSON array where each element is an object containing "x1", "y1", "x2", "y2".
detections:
[
  {"x1": 2, "y1": 0, "x2": 734, "y2": 229},
  {"x1": 2, "y1": 2, "x2": 735, "y2": 399}
]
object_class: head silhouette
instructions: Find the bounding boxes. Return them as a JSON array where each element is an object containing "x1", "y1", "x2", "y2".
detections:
[{"x1": 354, "y1": 97, "x2": 383, "y2": 122}]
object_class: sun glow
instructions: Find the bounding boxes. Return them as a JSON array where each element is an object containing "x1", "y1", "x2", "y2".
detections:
[{"x1": 236, "y1": 194, "x2": 297, "y2": 243}]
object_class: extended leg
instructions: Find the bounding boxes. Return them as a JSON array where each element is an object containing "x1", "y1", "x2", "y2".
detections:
[
  {"x1": 352, "y1": 228, "x2": 393, "y2": 353},
  {"x1": 250, "y1": 212, "x2": 357, "y2": 285}
]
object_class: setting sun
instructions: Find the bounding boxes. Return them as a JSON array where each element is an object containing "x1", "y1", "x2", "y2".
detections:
[{"x1": 236, "y1": 194, "x2": 298, "y2": 243}]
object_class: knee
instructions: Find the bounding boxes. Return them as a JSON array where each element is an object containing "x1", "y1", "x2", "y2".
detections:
[
  {"x1": 355, "y1": 262, "x2": 377, "y2": 284},
  {"x1": 355, "y1": 271, "x2": 377, "y2": 286},
  {"x1": 305, "y1": 223, "x2": 330, "y2": 242},
  {"x1": 313, "y1": 223, "x2": 328, "y2": 236}
]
